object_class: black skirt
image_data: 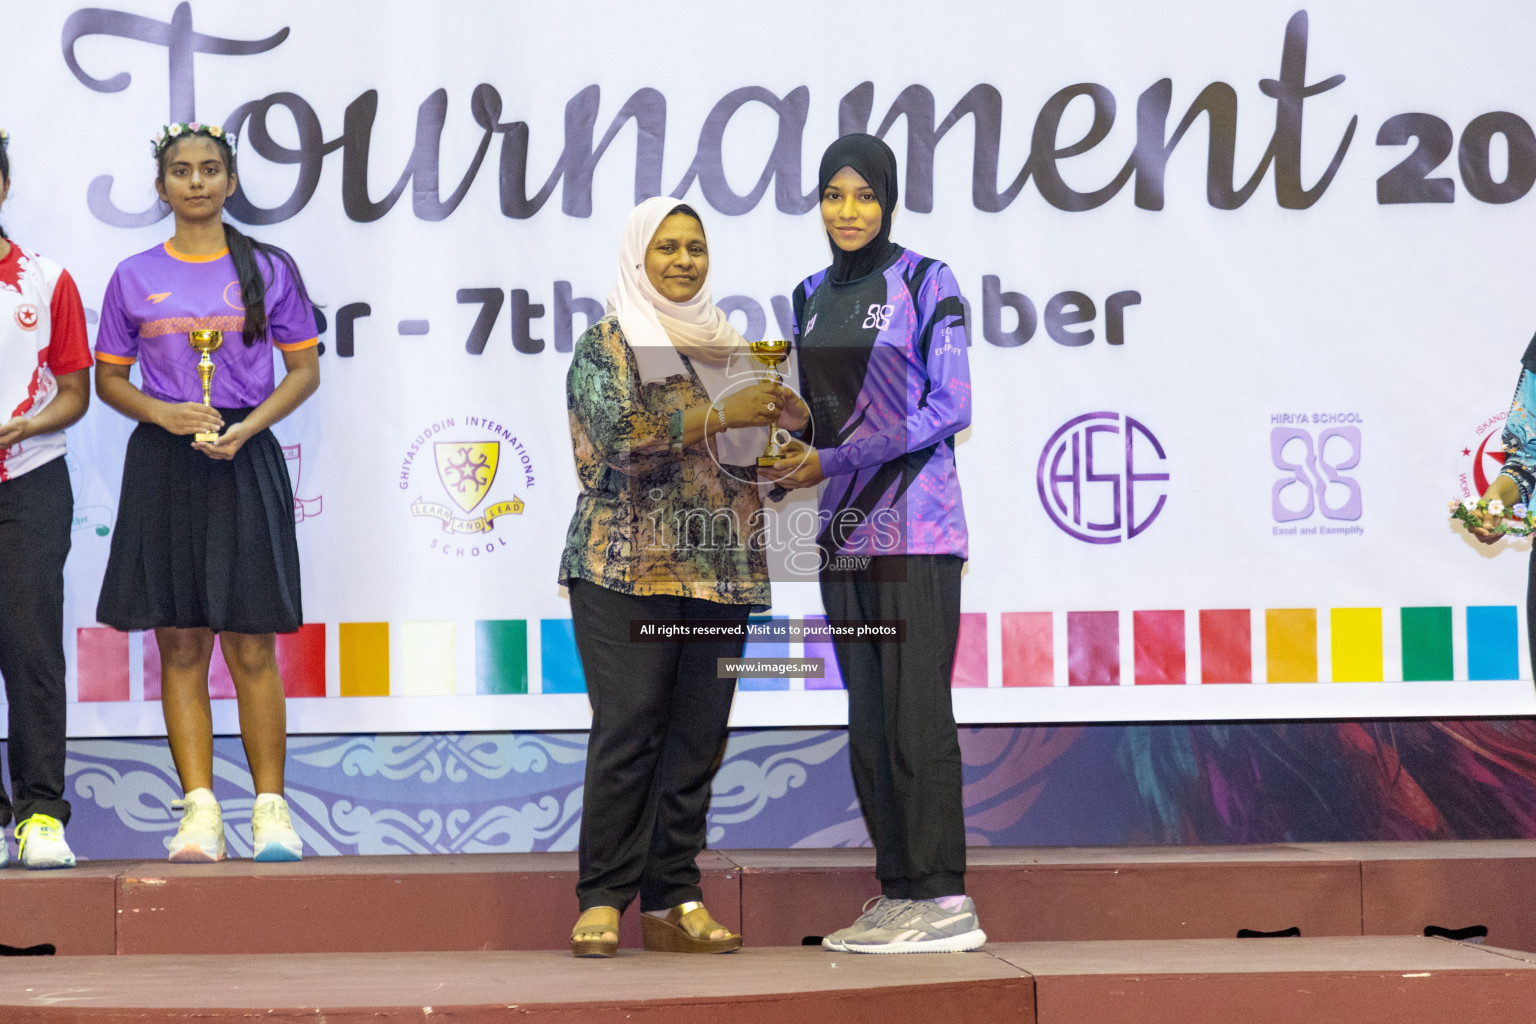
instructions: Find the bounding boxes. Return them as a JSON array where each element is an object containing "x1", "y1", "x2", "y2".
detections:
[{"x1": 96, "y1": 408, "x2": 303, "y2": 635}]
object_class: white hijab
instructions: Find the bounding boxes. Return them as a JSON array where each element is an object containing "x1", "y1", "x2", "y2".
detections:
[{"x1": 606, "y1": 196, "x2": 764, "y2": 467}]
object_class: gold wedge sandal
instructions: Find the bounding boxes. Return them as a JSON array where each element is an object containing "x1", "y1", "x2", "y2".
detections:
[
  {"x1": 641, "y1": 901, "x2": 742, "y2": 954},
  {"x1": 571, "y1": 906, "x2": 620, "y2": 958}
]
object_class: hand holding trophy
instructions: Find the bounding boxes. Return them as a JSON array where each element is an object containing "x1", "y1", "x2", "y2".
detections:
[
  {"x1": 749, "y1": 338, "x2": 789, "y2": 468},
  {"x1": 188, "y1": 329, "x2": 224, "y2": 443}
]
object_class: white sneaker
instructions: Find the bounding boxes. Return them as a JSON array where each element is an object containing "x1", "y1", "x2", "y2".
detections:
[
  {"x1": 168, "y1": 788, "x2": 226, "y2": 862},
  {"x1": 839, "y1": 896, "x2": 987, "y2": 954},
  {"x1": 822, "y1": 896, "x2": 901, "y2": 951},
  {"x1": 16, "y1": 814, "x2": 75, "y2": 869},
  {"x1": 251, "y1": 793, "x2": 303, "y2": 862}
]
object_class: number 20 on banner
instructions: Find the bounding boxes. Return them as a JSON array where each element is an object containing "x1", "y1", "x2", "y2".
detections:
[{"x1": 1379, "y1": 112, "x2": 1536, "y2": 205}]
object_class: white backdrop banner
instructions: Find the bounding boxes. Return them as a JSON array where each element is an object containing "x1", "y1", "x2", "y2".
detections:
[{"x1": 7, "y1": 1, "x2": 1536, "y2": 736}]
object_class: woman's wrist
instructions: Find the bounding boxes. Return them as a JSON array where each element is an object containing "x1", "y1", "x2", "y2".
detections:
[
  {"x1": 780, "y1": 396, "x2": 810, "y2": 431},
  {"x1": 147, "y1": 399, "x2": 171, "y2": 431}
]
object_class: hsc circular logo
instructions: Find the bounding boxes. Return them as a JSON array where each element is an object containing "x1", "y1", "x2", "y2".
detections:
[{"x1": 1036, "y1": 412, "x2": 1170, "y2": 544}]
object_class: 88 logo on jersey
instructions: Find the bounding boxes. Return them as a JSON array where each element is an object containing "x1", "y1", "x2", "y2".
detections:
[{"x1": 862, "y1": 304, "x2": 893, "y2": 331}]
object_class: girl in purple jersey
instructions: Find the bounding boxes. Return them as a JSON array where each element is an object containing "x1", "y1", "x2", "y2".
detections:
[
  {"x1": 93, "y1": 123, "x2": 320, "y2": 864},
  {"x1": 767, "y1": 133, "x2": 983, "y2": 954}
]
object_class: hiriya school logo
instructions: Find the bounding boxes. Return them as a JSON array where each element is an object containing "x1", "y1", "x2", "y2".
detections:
[
  {"x1": 1454, "y1": 410, "x2": 1511, "y2": 504},
  {"x1": 1036, "y1": 411, "x2": 1169, "y2": 544},
  {"x1": 862, "y1": 304, "x2": 894, "y2": 331},
  {"x1": 13, "y1": 304, "x2": 38, "y2": 331},
  {"x1": 1269, "y1": 412, "x2": 1362, "y2": 537},
  {"x1": 399, "y1": 416, "x2": 534, "y2": 557}
]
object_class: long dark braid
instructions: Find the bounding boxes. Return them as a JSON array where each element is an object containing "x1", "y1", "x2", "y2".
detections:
[
  {"x1": 157, "y1": 132, "x2": 314, "y2": 346},
  {"x1": 222, "y1": 222, "x2": 312, "y2": 346}
]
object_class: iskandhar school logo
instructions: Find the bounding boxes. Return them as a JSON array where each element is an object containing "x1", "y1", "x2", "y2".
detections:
[{"x1": 399, "y1": 417, "x2": 534, "y2": 556}]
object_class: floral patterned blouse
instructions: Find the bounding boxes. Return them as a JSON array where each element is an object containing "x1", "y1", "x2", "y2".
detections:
[
  {"x1": 1499, "y1": 369, "x2": 1536, "y2": 504},
  {"x1": 558, "y1": 316, "x2": 770, "y2": 608}
]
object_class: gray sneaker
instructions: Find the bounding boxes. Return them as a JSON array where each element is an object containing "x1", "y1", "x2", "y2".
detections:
[
  {"x1": 821, "y1": 896, "x2": 907, "y2": 951},
  {"x1": 839, "y1": 896, "x2": 986, "y2": 954}
]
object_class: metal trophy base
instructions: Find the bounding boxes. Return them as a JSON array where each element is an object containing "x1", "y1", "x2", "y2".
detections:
[
  {"x1": 195, "y1": 430, "x2": 220, "y2": 444},
  {"x1": 757, "y1": 430, "x2": 796, "y2": 468}
]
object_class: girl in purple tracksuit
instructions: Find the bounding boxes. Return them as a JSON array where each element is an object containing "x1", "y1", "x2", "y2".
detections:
[{"x1": 768, "y1": 133, "x2": 984, "y2": 954}]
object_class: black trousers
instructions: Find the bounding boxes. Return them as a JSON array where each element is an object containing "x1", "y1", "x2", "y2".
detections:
[
  {"x1": 1528, "y1": 549, "x2": 1536, "y2": 673},
  {"x1": 571, "y1": 580, "x2": 749, "y2": 912},
  {"x1": 821, "y1": 555, "x2": 966, "y2": 900},
  {"x1": 0, "y1": 456, "x2": 73, "y2": 826}
]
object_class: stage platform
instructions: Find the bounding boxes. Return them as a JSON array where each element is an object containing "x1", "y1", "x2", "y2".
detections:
[
  {"x1": 5, "y1": 938, "x2": 1536, "y2": 1022},
  {"x1": 9, "y1": 840, "x2": 1534, "y2": 956}
]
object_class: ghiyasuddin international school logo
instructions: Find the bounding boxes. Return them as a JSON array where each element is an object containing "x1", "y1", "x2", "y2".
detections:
[
  {"x1": 400, "y1": 417, "x2": 534, "y2": 555},
  {"x1": 1037, "y1": 411, "x2": 1169, "y2": 544}
]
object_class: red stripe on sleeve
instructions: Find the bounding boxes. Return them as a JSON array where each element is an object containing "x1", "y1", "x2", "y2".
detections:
[{"x1": 47, "y1": 269, "x2": 93, "y2": 377}]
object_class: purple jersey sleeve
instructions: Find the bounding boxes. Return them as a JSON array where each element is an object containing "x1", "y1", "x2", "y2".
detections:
[
  {"x1": 263, "y1": 255, "x2": 318, "y2": 349},
  {"x1": 93, "y1": 269, "x2": 140, "y2": 363},
  {"x1": 818, "y1": 263, "x2": 972, "y2": 478}
]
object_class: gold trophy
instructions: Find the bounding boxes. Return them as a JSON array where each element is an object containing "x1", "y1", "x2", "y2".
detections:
[
  {"x1": 749, "y1": 338, "x2": 789, "y2": 467},
  {"x1": 188, "y1": 329, "x2": 223, "y2": 443}
]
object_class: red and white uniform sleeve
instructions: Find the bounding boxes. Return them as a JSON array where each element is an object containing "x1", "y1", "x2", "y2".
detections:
[{"x1": 0, "y1": 245, "x2": 89, "y2": 481}]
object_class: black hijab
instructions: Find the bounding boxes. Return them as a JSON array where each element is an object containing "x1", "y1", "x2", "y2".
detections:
[
  {"x1": 818, "y1": 133, "x2": 900, "y2": 284},
  {"x1": 1523, "y1": 328, "x2": 1536, "y2": 374}
]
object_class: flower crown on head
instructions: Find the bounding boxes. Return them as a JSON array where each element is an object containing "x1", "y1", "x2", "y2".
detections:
[
  {"x1": 151, "y1": 122, "x2": 236, "y2": 160},
  {"x1": 0, "y1": 129, "x2": 9, "y2": 149}
]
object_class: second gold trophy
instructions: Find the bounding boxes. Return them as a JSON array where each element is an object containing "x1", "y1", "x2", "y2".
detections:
[{"x1": 749, "y1": 338, "x2": 789, "y2": 468}]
